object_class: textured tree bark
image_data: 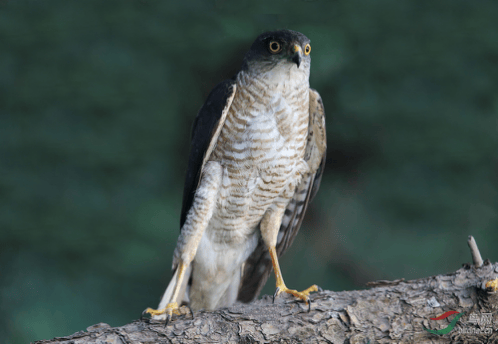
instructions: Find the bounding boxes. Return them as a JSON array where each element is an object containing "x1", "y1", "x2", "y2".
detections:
[{"x1": 34, "y1": 241, "x2": 498, "y2": 344}]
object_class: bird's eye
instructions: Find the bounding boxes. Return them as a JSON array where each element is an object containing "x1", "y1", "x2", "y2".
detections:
[
  {"x1": 304, "y1": 44, "x2": 311, "y2": 55},
  {"x1": 268, "y1": 40, "x2": 282, "y2": 54}
]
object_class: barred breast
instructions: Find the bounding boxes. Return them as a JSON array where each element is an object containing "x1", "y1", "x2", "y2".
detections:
[{"x1": 209, "y1": 69, "x2": 310, "y2": 245}]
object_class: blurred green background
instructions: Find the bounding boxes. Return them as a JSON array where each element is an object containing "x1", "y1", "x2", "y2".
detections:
[{"x1": 1, "y1": 1, "x2": 497, "y2": 343}]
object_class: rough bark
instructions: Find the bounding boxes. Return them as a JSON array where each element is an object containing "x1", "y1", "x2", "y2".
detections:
[{"x1": 34, "y1": 240, "x2": 498, "y2": 344}]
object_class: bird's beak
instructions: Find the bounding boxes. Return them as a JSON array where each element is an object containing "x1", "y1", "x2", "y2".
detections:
[{"x1": 291, "y1": 44, "x2": 302, "y2": 68}]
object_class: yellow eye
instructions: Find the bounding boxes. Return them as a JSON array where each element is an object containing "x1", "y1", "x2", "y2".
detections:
[
  {"x1": 304, "y1": 44, "x2": 311, "y2": 55},
  {"x1": 268, "y1": 40, "x2": 282, "y2": 54}
]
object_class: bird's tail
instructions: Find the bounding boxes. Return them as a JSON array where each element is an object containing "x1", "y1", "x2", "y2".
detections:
[{"x1": 237, "y1": 234, "x2": 273, "y2": 303}]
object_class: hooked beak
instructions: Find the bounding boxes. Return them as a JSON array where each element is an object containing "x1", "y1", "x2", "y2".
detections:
[{"x1": 291, "y1": 44, "x2": 302, "y2": 68}]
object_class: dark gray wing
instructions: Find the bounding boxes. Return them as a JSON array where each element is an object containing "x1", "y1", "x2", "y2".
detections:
[
  {"x1": 237, "y1": 88, "x2": 327, "y2": 303},
  {"x1": 180, "y1": 79, "x2": 237, "y2": 229}
]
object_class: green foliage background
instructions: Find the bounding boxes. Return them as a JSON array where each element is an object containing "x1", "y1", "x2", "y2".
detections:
[{"x1": 1, "y1": 1, "x2": 497, "y2": 343}]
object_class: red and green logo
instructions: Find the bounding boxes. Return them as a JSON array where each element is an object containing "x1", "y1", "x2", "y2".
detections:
[{"x1": 423, "y1": 311, "x2": 465, "y2": 335}]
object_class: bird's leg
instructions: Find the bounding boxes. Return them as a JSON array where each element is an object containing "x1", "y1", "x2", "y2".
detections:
[
  {"x1": 143, "y1": 261, "x2": 187, "y2": 322},
  {"x1": 143, "y1": 161, "x2": 222, "y2": 322},
  {"x1": 260, "y1": 206, "x2": 320, "y2": 309},
  {"x1": 269, "y1": 246, "x2": 320, "y2": 306}
]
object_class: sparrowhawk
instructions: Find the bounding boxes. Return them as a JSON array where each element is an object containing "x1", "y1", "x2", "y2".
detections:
[{"x1": 144, "y1": 29, "x2": 327, "y2": 321}]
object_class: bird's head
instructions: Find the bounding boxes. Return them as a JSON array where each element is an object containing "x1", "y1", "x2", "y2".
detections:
[{"x1": 241, "y1": 30, "x2": 311, "y2": 79}]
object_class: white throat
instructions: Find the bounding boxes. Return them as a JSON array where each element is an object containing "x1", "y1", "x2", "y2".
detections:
[{"x1": 245, "y1": 61, "x2": 310, "y2": 90}]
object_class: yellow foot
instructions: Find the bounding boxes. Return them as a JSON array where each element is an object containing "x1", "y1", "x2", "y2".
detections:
[
  {"x1": 142, "y1": 302, "x2": 192, "y2": 324},
  {"x1": 273, "y1": 284, "x2": 322, "y2": 311},
  {"x1": 486, "y1": 278, "x2": 498, "y2": 292}
]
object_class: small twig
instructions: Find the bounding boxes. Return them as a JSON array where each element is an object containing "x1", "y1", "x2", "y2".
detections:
[
  {"x1": 467, "y1": 235, "x2": 483, "y2": 268},
  {"x1": 366, "y1": 278, "x2": 405, "y2": 287}
]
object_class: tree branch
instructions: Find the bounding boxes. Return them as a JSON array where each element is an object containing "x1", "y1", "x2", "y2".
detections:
[{"x1": 33, "y1": 238, "x2": 498, "y2": 344}]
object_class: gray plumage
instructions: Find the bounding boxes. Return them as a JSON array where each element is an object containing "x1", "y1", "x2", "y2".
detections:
[{"x1": 147, "y1": 29, "x2": 327, "y2": 318}]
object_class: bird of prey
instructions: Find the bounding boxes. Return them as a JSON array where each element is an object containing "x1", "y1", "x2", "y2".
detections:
[{"x1": 144, "y1": 29, "x2": 327, "y2": 321}]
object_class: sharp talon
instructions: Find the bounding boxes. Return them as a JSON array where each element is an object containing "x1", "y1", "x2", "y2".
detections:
[
  {"x1": 187, "y1": 305, "x2": 195, "y2": 320},
  {"x1": 273, "y1": 287, "x2": 280, "y2": 303},
  {"x1": 141, "y1": 309, "x2": 150, "y2": 321},
  {"x1": 307, "y1": 299, "x2": 312, "y2": 312},
  {"x1": 164, "y1": 314, "x2": 171, "y2": 328},
  {"x1": 317, "y1": 285, "x2": 323, "y2": 292}
]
